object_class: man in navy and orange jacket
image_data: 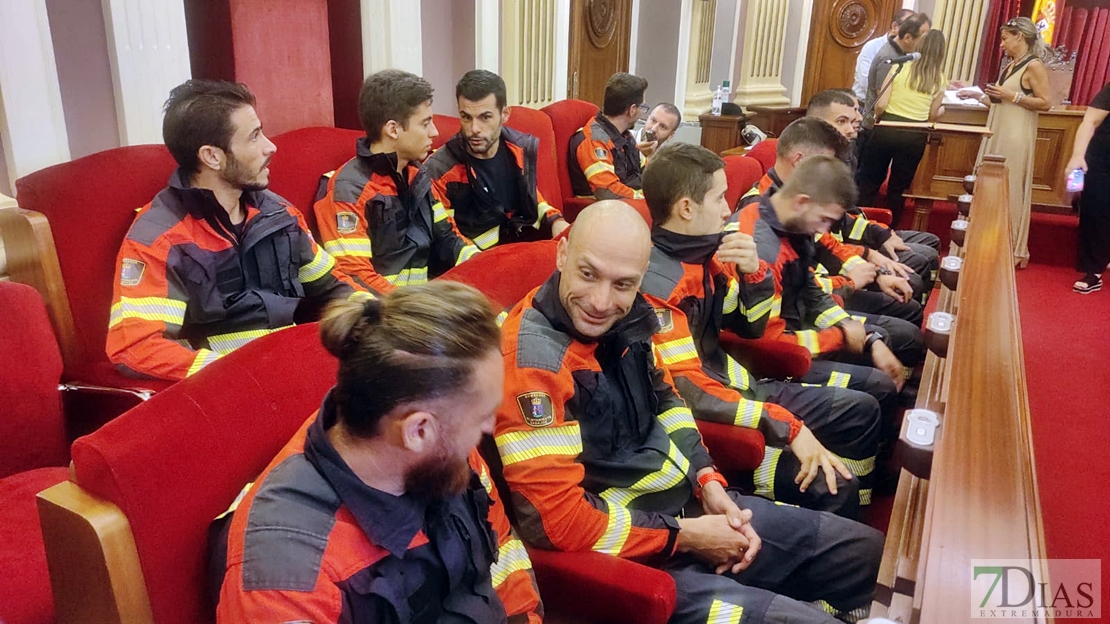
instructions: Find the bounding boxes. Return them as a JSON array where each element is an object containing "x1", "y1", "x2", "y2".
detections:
[
  {"x1": 495, "y1": 202, "x2": 882, "y2": 623},
  {"x1": 212, "y1": 282, "x2": 542, "y2": 624},
  {"x1": 314, "y1": 70, "x2": 480, "y2": 291},
  {"x1": 568, "y1": 73, "x2": 649, "y2": 200},
  {"x1": 107, "y1": 80, "x2": 365, "y2": 381},
  {"x1": 426, "y1": 70, "x2": 568, "y2": 249}
]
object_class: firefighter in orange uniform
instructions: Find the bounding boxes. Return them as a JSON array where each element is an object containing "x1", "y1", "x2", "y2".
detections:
[
  {"x1": 106, "y1": 80, "x2": 365, "y2": 382},
  {"x1": 568, "y1": 73, "x2": 650, "y2": 200},
  {"x1": 211, "y1": 282, "x2": 542, "y2": 624}
]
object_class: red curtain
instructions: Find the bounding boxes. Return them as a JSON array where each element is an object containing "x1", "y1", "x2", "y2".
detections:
[
  {"x1": 1055, "y1": 6, "x2": 1110, "y2": 104},
  {"x1": 979, "y1": 0, "x2": 1025, "y2": 86}
]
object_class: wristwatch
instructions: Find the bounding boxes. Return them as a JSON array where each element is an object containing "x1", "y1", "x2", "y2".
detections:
[
  {"x1": 694, "y1": 470, "x2": 729, "y2": 500},
  {"x1": 864, "y1": 331, "x2": 884, "y2": 353},
  {"x1": 876, "y1": 267, "x2": 894, "y2": 276}
]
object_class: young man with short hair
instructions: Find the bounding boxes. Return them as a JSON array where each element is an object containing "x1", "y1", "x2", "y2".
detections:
[
  {"x1": 425, "y1": 69, "x2": 568, "y2": 249},
  {"x1": 315, "y1": 70, "x2": 480, "y2": 291},
  {"x1": 106, "y1": 80, "x2": 363, "y2": 381},
  {"x1": 569, "y1": 72, "x2": 650, "y2": 200}
]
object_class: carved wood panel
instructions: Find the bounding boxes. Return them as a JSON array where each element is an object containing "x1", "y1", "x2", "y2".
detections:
[
  {"x1": 801, "y1": 0, "x2": 898, "y2": 105},
  {"x1": 568, "y1": 0, "x2": 632, "y2": 104}
]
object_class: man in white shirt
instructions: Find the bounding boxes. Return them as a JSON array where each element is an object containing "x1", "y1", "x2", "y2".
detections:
[{"x1": 852, "y1": 9, "x2": 916, "y2": 101}]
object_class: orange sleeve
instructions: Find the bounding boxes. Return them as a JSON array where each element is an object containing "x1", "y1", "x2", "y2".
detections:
[
  {"x1": 216, "y1": 562, "x2": 342, "y2": 624},
  {"x1": 574, "y1": 135, "x2": 643, "y2": 200},
  {"x1": 313, "y1": 177, "x2": 396, "y2": 295}
]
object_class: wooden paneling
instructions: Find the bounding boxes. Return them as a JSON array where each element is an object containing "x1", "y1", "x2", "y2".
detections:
[
  {"x1": 801, "y1": 0, "x2": 898, "y2": 105},
  {"x1": 567, "y1": 0, "x2": 632, "y2": 104},
  {"x1": 698, "y1": 114, "x2": 748, "y2": 154}
]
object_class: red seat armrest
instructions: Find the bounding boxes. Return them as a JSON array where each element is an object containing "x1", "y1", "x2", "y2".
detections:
[
  {"x1": 527, "y1": 547, "x2": 676, "y2": 624},
  {"x1": 697, "y1": 420, "x2": 765, "y2": 474},
  {"x1": 718, "y1": 332, "x2": 811, "y2": 380},
  {"x1": 861, "y1": 207, "x2": 893, "y2": 227}
]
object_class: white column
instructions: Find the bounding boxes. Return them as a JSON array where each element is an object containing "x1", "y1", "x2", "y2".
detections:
[
  {"x1": 672, "y1": 0, "x2": 695, "y2": 112},
  {"x1": 475, "y1": 0, "x2": 500, "y2": 72},
  {"x1": 0, "y1": 0, "x2": 70, "y2": 188},
  {"x1": 100, "y1": 0, "x2": 191, "y2": 146},
  {"x1": 502, "y1": 0, "x2": 566, "y2": 107},
  {"x1": 362, "y1": 0, "x2": 423, "y2": 75},
  {"x1": 680, "y1": 0, "x2": 717, "y2": 117},
  {"x1": 732, "y1": 0, "x2": 790, "y2": 107}
]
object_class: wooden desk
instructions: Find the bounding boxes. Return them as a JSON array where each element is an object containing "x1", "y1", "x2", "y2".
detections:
[
  {"x1": 698, "y1": 114, "x2": 750, "y2": 155},
  {"x1": 873, "y1": 156, "x2": 1050, "y2": 623},
  {"x1": 746, "y1": 106, "x2": 806, "y2": 138}
]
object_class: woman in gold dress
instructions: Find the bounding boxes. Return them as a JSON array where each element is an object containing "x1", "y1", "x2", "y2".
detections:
[{"x1": 959, "y1": 17, "x2": 1052, "y2": 268}]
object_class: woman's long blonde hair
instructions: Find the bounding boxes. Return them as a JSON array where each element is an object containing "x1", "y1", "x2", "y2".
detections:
[
  {"x1": 1002, "y1": 16, "x2": 1050, "y2": 62},
  {"x1": 909, "y1": 30, "x2": 947, "y2": 94}
]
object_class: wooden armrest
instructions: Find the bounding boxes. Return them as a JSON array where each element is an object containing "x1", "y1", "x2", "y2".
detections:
[{"x1": 719, "y1": 331, "x2": 811, "y2": 380}]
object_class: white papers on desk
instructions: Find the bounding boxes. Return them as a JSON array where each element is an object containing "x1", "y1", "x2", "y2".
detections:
[{"x1": 944, "y1": 87, "x2": 986, "y2": 107}]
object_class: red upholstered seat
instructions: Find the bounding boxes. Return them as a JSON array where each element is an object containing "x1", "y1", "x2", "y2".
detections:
[
  {"x1": 14, "y1": 145, "x2": 178, "y2": 398},
  {"x1": 268, "y1": 126, "x2": 362, "y2": 237},
  {"x1": 69, "y1": 323, "x2": 338, "y2": 624},
  {"x1": 504, "y1": 105, "x2": 565, "y2": 214},
  {"x1": 723, "y1": 155, "x2": 764, "y2": 210},
  {"x1": 438, "y1": 240, "x2": 559, "y2": 310},
  {"x1": 432, "y1": 114, "x2": 462, "y2": 151},
  {"x1": 541, "y1": 99, "x2": 600, "y2": 221},
  {"x1": 0, "y1": 466, "x2": 70, "y2": 624},
  {"x1": 746, "y1": 139, "x2": 777, "y2": 174}
]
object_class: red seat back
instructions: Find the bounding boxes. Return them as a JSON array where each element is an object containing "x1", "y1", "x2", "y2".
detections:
[
  {"x1": 0, "y1": 282, "x2": 67, "y2": 478},
  {"x1": 69, "y1": 324, "x2": 338, "y2": 624},
  {"x1": 540, "y1": 100, "x2": 599, "y2": 206},
  {"x1": 746, "y1": 139, "x2": 778, "y2": 174},
  {"x1": 505, "y1": 106, "x2": 564, "y2": 213},
  {"x1": 14, "y1": 145, "x2": 177, "y2": 384},
  {"x1": 268, "y1": 126, "x2": 363, "y2": 235},
  {"x1": 438, "y1": 240, "x2": 558, "y2": 310},
  {"x1": 432, "y1": 114, "x2": 461, "y2": 151},
  {"x1": 723, "y1": 155, "x2": 765, "y2": 211}
]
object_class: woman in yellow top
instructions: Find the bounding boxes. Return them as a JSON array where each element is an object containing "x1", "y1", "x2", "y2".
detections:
[{"x1": 856, "y1": 29, "x2": 947, "y2": 228}]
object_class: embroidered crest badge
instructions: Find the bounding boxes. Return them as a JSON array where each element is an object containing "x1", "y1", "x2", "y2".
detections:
[
  {"x1": 593, "y1": 147, "x2": 609, "y2": 160},
  {"x1": 654, "y1": 308, "x2": 674, "y2": 333},
  {"x1": 336, "y1": 211, "x2": 359, "y2": 234},
  {"x1": 516, "y1": 391, "x2": 555, "y2": 428},
  {"x1": 120, "y1": 258, "x2": 146, "y2": 286}
]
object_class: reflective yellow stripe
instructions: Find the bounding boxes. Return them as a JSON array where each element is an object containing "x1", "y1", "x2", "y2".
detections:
[
  {"x1": 473, "y1": 226, "x2": 501, "y2": 250},
  {"x1": 298, "y1": 247, "x2": 336, "y2": 283},
  {"x1": 722, "y1": 279, "x2": 739, "y2": 315},
  {"x1": 109, "y1": 296, "x2": 187, "y2": 327},
  {"x1": 186, "y1": 348, "x2": 222, "y2": 377},
  {"x1": 814, "y1": 306, "x2": 849, "y2": 329},
  {"x1": 794, "y1": 330, "x2": 820, "y2": 355},
  {"x1": 753, "y1": 446, "x2": 782, "y2": 500},
  {"x1": 656, "y1": 336, "x2": 699, "y2": 365},
  {"x1": 490, "y1": 538, "x2": 532, "y2": 587},
  {"x1": 814, "y1": 274, "x2": 835, "y2": 293},
  {"x1": 723, "y1": 220, "x2": 739, "y2": 233},
  {"x1": 850, "y1": 215, "x2": 869, "y2": 240},
  {"x1": 859, "y1": 488, "x2": 872, "y2": 506},
  {"x1": 495, "y1": 310, "x2": 508, "y2": 327},
  {"x1": 496, "y1": 423, "x2": 583, "y2": 466},
  {"x1": 207, "y1": 325, "x2": 292, "y2": 353},
  {"x1": 657, "y1": 406, "x2": 698, "y2": 435},
  {"x1": 457, "y1": 244, "x2": 481, "y2": 263},
  {"x1": 534, "y1": 202, "x2": 555, "y2": 228},
  {"x1": 632, "y1": 189, "x2": 644, "y2": 199},
  {"x1": 725, "y1": 355, "x2": 752, "y2": 392},
  {"x1": 841, "y1": 255, "x2": 867, "y2": 273},
  {"x1": 599, "y1": 439, "x2": 690, "y2": 508},
  {"x1": 348, "y1": 290, "x2": 376, "y2": 302},
  {"x1": 827, "y1": 370, "x2": 851, "y2": 388},
  {"x1": 214, "y1": 482, "x2": 254, "y2": 520},
  {"x1": 584, "y1": 161, "x2": 615, "y2": 179},
  {"x1": 734, "y1": 398, "x2": 763, "y2": 430},
  {"x1": 384, "y1": 266, "x2": 430, "y2": 286},
  {"x1": 432, "y1": 201, "x2": 449, "y2": 223},
  {"x1": 740, "y1": 294, "x2": 775, "y2": 323},
  {"x1": 323, "y1": 237, "x2": 373, "y2": 258},
  {"x1": 838, "y1": 455, "x2": 875, "y2": 477},
  {"x1": 814, "y1": 598, "x2": 870, "y2": 623},
  {"x1": 478, "y1": 464, "x2": 494, "y2": 495},
  {"x1": 707, "y1": 598, "x2": 744, "y2": 624},
  {"x1": 591, "y1": 503, "x2": 632, "y2": 555}
]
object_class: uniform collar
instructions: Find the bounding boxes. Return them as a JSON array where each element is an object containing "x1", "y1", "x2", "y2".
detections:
[
  {"x1": 356, "y1": 137, "x2": 418, "y2": 184},
  {"x1": 304, "y1": 391, "x2": 428, "y2": 559},
  {"x1": 166, "y1": 168, "x2": 265, "y2": 217},
  {"x1": 764, "y1": 168, "x2": 784, "y2": 195},
  {"x1": 651, "y1": 227, "x2": 723, "y2": 266},
  {"x1": 594, "y1": 112, "x2": 635, "y2": 145},
  {"x1": 532, "y1": 272, "x2": 660, "y2": 346}
]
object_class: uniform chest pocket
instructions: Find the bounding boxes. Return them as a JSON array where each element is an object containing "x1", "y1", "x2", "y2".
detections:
[
  {"x1": 366, "y1": 198, "x2": 413, "y2": 251},
  {"x1": 249, "y1": 230, "x2": 303, "y2": 297}
]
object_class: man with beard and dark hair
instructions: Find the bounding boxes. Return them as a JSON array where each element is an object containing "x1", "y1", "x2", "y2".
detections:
[
  {"x1": 106, "y1": 79, "x2": 366, "y2": 381},
  {"x1": 212, "y1": 282, "x2": 543, "y2": 624},
  {"x1": 425, "y1": 69, "x2": 569, "y2": 249}
]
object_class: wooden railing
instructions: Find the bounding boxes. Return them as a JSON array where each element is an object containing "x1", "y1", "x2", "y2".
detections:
[{"x1": 872, "y1": 155, "x2": 1051, "y2": 623}]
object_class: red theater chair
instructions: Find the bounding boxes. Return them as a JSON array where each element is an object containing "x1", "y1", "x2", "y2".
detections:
[
  {"x1": 269, "y1": 126, "x2": 362, "y2": 237},
  {"x1": 432, "y1": 114, "x2": 462, "y2": 151},
  {"x1": 505, "y1": 105, "x2": 566, "y2": 217},
  {"x1": 723, "y1": 154, "x2": 764, "y2": 209},
  {"x1": 541, "y1": 99, "x2": 601, "y2": 222},
  {"x1": 0, "y1": 282, "x2": 73, "y2": 624}
]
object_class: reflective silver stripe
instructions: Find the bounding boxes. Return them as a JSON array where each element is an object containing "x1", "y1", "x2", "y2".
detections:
[
  {"x1": 725, "y1": 355, "x2": 751, "y2": 392},
  {"x1": 657, "y1": 406, "x2": 698, "y2": 435},
  {"x1": 859, "y1": 488, "x2": 872, "y2": 506},
  {"x1": 599, "y1": 439, "x2": 690, "y2": 508},
  {"x1": 827, "y1": 370, "x2": 851, "y2": 388},
  {"x1": 584, "y1": 161, "x2": 615, "y2": 179},
  {"x1": 656, "y1": 336, "x2": 698, "y2": 365},
  {"x1": 298, "y1": 247, "x2": 336, "y2": 283},
  {"x1": 753, "y1": 446, "x2": 782, "y2": 500},
  {"x1": 838, "y1": 455, "x2": 875, "y2": 477},
  {"x1": 632, "y1": 189, "x2": 644, "y2": 199},
  {"x1": 432, "y1": 201, "x2": 450, "y2": 223},
  {"x1": 707, "y1": 598, "x2": 745, "y2": 624},
  {"x1": 794, "y1": 330, "x2": 820, "y2": 355},
  {"x1": 722, "y1": 279, "x2": 739, "y2": 315},
  {"x1": 814, "y1": 274, "x2": 835, "y2": 293},
  {"x1": 841, "y1": 255, "x2": 867, "y2": 272},
  {"x1": 473, "y1": 226, "x2": 501, "y2": 250},
  {"x1": 723, "y1": 221, "x2": 739, "y2": 233},
  {"x1": 348, "y1": 290, "x2": 377, "y2": 302},
  {"x1": 477, "y1": 464, "x2": 494, "y2": 495},
  {"x1": 384, "y1": 267, "x2": 430, "y2": 286},
  {"x1": 591, "y1": 503, "x2": 632, "y2": 555},
  {"x1": 186, "y1": 348, "x2": 222, "y2": 377},
  {"x1": 496, "y1": 423, "x2": 583, "y2": 466},
  {"x1": 814, "y1": 306, "x2": 849, "y2": 329},
  {"x1": 109, "y1": 296, "x2": 187, "y2": 327},
  {"x1": 207, "y1": 325, "x2": 292, "y2": 353},
  {"x1": 850, "y1": 216, "x2": 869, "y2": 239},
  {"x1": 734, "y1": 398, "x2": 763, "y2": 430},
  {"x1": 490, "y1": 538, "x2": 532, "y2": 587},
  {"x1": 323, "y1": 237, "x2": 373, "y2": 258},
  {"x1": 457, "y1": 244, "x2": 481, "y2": 263},
  {"x1": 740, "y1": 294, "x2": 775, "y2": 323}
]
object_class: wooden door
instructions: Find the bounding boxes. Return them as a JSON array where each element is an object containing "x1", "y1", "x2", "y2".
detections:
[
  {"x1": 801, "y1": 0, "x2": 898, "y2": 105},
  {"x1": 567, "y1": 0, "x2": 632, "y2": 104}
]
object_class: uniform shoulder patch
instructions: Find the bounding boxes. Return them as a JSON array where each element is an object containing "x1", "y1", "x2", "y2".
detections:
[
  {"x1": 120, "y1": 258, "x2": 146, "y2": 286},
  {"x1": 654, "y1": 308, "x2": 674, "y2": 333},
  {"x1": 336, "y1": 211, "x2": 359, "y2": 234},
  {"x1": 593, "y1": 146, "x2": 609, "y2": 160},
  {"x1": 516, "y1": 392, "x2": 555, "y2": 428}
]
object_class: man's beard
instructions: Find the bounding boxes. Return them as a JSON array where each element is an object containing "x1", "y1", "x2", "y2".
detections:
[
  {"x1": 404, "y1": 439, "x2": 472, "y2": 502},
  {"x1": 465, "y1": 132, "x2": 498, "y2": 156},
  {"x1": 223, "y1": 151, "x2": 269, "y2": 192}
]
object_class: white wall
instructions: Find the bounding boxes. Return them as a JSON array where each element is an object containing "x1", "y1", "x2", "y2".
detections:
[
  {"x1": 709, "y1": 0, "x2": 738, "y2": 91},
  {"x1": 636, "y1": 0, "x2": 682, "y2": 107},
  {"x1": 0, "y1": 135, "x2": 11, "y2": 197},
  {"x1": 421, "y1": 0, "x2": 477, "y2": 116}
]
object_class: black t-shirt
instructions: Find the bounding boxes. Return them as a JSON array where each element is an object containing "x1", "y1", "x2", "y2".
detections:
[
  {"x1": 1089, "y1": 83, "x2": 1110, "y2": 163},
  {"x1": 469, "y1": 146, "x2": 523, "y2": 216}
]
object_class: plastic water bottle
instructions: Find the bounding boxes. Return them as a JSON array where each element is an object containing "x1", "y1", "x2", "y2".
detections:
[
  {"x1": 721, "y1": 80, "x2": 731, "y2": 105},
  {"x1": 711, "y1": 85, "x2": 723, "y2": 115}
]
